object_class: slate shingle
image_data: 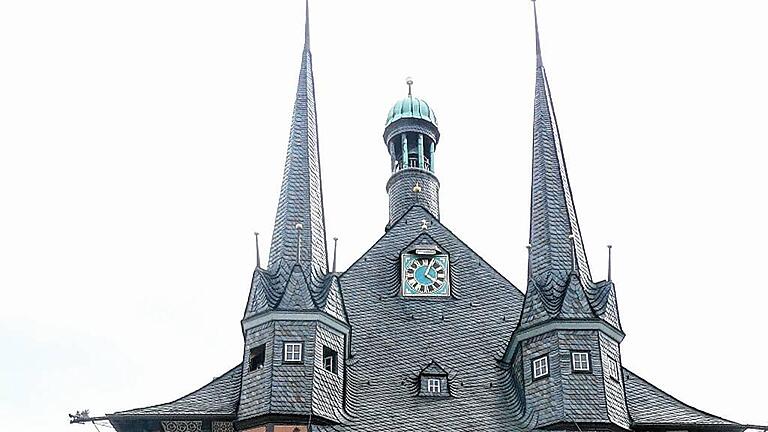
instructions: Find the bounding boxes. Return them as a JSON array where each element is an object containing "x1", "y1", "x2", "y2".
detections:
[
  {"x1": 110, "y1": 365, "x2": 241, "y2": 417},
  {"x1": 624, "y1": 368, "x2": 742, "y2": 427}
]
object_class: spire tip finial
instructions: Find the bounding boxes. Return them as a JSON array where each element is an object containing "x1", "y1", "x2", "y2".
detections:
[
  {"x1": 607, "y1": 244, "x2": 613, "y2": 282},
  {"x1": 332, "y1": 237, "x2": 339, "y2": 273},
  {"x1": 304, "y1": 0, "x2": 310, "y2": 50},
  {"x1": 406, "y1": 76, "x2": 413, "y2": 96},
  {"x1": 533, "y1": 0, "x2": 543, "y2": 67},
  {"x1": 254, "y1": 232, "x2": 261, "y2": 268},
  {"x1": 295, "y1": 223, "x2": 303, "y2": 263}
]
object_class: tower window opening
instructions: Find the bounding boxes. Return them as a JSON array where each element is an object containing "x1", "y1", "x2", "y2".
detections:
[
  {"x1": 283, "y1": 342, "x2": 303, "y2": 363},
  {"x1": 571, "y1": 351, "x2": 591, "y2": 372},
  {"x1": 322, "y1": 346, "x2": 338, "y2": 374},
  {"x1": 249, "y1": 344, "x2": 266, "y2": 371},
  {"x1": 608, "y1": 357, "x2": 620, "y2": 381},
  {"x1": 532, "y1": 355, "x2": 549, "y2": 380}
]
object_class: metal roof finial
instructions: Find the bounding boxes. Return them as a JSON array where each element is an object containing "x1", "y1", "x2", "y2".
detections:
[
  {"x1": 295, "y1": 223, "x2": 303, "y2": 263},
  {"x1": 532, "y1": 0, "x2": 543, "y2": 68},
  {"x1": 332, "y1": 237, "x2": 339, "y2": 273},
  {"x1": 607, "y1": 245, "x2": 613, "y2": 282},
  {"x1": 526, "y1": 244, "x2": 532, "y2": 279},
  {"x1": 568, "y1": 233, "x2": 577, "y2": 273},
  {"x1": 304, "y1": 0, "x2": 311, "y2": 51},
  {"x1": 254, "y1": 232, "x2": 261, "y2": 268},
  {"x1": 406, "y1": 76, "x2": 414, "y2": 96}
]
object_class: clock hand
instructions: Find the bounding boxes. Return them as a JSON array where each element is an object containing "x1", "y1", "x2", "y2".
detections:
[{"x1": 425, "y1": 273, "x2": 439, "y2": 283}]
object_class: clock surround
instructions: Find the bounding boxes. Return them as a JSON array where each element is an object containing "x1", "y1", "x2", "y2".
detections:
[{"x1": 401, "y1": 247, "x2": 450, "y2": 297}]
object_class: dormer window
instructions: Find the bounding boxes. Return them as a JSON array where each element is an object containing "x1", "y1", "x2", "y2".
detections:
[
  {"x1": 283, "y1": 342, "x2": 303, "y2": 363},
  {"x1": 532, "y1": 355, "x2": 549, "y2": 380},
  {"x1": 418, "y1": 360, "x2": 450, "y2": 397},
  {"x1": 427, "y1": 378, "x2": 441, "y2": 393},
  {"x1": 571, "y1": 351, "x2": 591, "y2": 373},
  {"x1": 249, "y1": 344, "x2": 266, "y2": 371}
]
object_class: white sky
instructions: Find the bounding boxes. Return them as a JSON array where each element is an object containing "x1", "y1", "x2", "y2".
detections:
[{"x1": 1, "y1": 1, "x2": 767, "y2": 430}]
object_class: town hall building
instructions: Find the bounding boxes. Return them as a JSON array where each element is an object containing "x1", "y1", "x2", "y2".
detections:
[{"x1": 86, "y1": 2, "x2": 763, "y2": 432}]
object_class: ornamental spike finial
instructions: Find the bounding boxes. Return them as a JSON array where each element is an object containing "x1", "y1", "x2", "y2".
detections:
[
  {"x1": 533, "y1": 0, "x2": 543, "y2": 67},
  {"x1": 607, "y1": 244, "x2": 613, "y2": 282},
  {"x1": 254, "y1": 232, "x2": 261, "y2": 268},
  {"x1": 332, "y1": 237, "x2": 339, "y2": 273},
  {"x1": 526, "y1": 244, "x2": 532, "y2": 279},
  {"x1": 295, "y1": 223, "x2": 303, "y2": 263},
  {"x1": 304, "y1": 0, "x2": 310, "y2": 51},
  {"x1": 406, "y1": 76, "x2": 414, "y2": 96}
]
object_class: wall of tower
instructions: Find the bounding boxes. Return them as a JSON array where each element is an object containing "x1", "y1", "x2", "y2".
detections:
[
  {"x1": 311, "y1": 323, "x2": 346, "y2": 420},
  {"x1": 522, "y1": 332, "x2": 563, "y2": 426},
  {"x1": 386, "y1": 168, "x2": 439, "y2": 226},
  {"x1": 522, "y1": 329, "x2": 630, "y2": 428},
  {"x1": 239, "y1": 322, "x2": 275, "y2": 420},
  {"x1": 557, "y1": 330, "x2": 608, "y2": 422},
  {"x1": 269, "y1": 321, "x2": 317, "y2": 414},
  {"x1": 599, "y1": 332, "x2": 631, "y2": 429}
]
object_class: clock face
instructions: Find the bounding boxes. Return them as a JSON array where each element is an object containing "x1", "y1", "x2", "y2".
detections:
[{"x1": 402, "y1": 254, "x2": 449, "y2": 297}]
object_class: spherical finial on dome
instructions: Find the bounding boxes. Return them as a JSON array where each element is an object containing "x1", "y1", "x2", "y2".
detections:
[{"x1": 385, "y1": 80, "x2": 438, "y2": 128}]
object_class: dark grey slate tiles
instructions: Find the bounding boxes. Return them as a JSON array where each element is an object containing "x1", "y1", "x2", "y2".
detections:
[{"x1": 624, "y1": 368, "x2": 741, "y2": 426}]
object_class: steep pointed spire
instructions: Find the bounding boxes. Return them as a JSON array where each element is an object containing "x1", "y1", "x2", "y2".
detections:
[
  {"x1": 267, "y1": 0, "x2": 328, "y2": 284},
  {"x1": 528, "y1": 0, "x2": 591, "y2": 287},
  {"x1": 513, "y1": 0, "x2": 628, "y2": 334}
]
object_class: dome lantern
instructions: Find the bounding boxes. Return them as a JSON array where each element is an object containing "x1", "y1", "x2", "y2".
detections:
[{"x1": 383, "y1": 79, "x2": 442, "y2": 229}]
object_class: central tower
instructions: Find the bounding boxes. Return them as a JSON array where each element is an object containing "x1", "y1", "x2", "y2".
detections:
[{"x1": 383, "y1": 80, "x2": 441, "y2": 228}]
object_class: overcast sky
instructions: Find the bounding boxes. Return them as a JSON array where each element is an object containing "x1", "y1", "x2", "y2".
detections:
[{"x1": 1, "y1": 1, "x2": 767, "y2": 431}]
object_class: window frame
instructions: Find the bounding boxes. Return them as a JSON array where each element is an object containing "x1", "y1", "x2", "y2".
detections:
[
  {"x1": 570, "y1": 350, "x2": 591, "y2": 373},
  {"x1": 427, "y1": 378, "x2": 441, "y2": 393},
  {"x1": 283, "y1": 342, "x2": 304, "y2": 364},
  {"x1": 607, "y1": 357, "x2": 620, "y2": 382},
  {"x1": 322, "y1": 345, "x2": 338, "y2": 374},
  {"x1": 531, "y1": 354, "x2": 550, "y2": 380},
  {"x1": 249, "y1": 344, "x2": 266, "y2": 372}
]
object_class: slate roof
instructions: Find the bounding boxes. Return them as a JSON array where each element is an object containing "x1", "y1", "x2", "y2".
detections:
[
  {"x1": 108, "y1": 361, "x2": 747, "y2": 431},
  {"x1": 105, "y1": 4, "x2": 757, "y2": 432},
  {"x1": 242, "y1": 0, "x2": 337, "y2": 323},
  {"x1": 518, "y1": 3, "x2": 620, "y2": 333},
  {"x1": 333, "y1": 206, "x2": 528, "y2": 431},
  {"x1": 108, "y1": 365, "x2": 241, "y2": 418},
  {"x1": 624, "y1": 369, "x2": 743, "y2": 428},
  {"x1": 265, "y1": 0, "x2": 328, "y2": 290}
]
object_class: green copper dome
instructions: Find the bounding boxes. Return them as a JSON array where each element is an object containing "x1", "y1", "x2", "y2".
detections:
[{"x1": 385, "y1": 95, "x2": 438, "y2": 127}]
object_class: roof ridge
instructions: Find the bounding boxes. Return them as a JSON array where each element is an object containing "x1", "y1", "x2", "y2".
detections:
[{"x1": 341, "y1": 205, "x2": 523, "y2": 297}]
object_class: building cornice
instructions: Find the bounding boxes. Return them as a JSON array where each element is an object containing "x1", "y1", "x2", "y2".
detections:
[{"x1": 503, "y1": 319, "x2": 625, "y2": 363}]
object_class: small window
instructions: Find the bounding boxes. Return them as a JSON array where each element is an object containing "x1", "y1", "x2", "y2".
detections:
[
  {"x1": 427, "y1": 378, "x2": 441, "y2": 393},
  {"x1": 607, "y1": 357, "x2": 620, "y2": 381},
  {"x1": 322, "y1": 346, "x2": 338, "y2": 374},
  {"x1": 283, "y1": 342, "x2": 303, "y2": 363},
  {"x1": 249, "y1": 344, "x2": 266, "y2": 371},
  {"x1": 532, "y1": 355, "x2": 549, "y2": 380},
  {"x1": 571, "y1": 351, "x2": 591, "y2": 372}
]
